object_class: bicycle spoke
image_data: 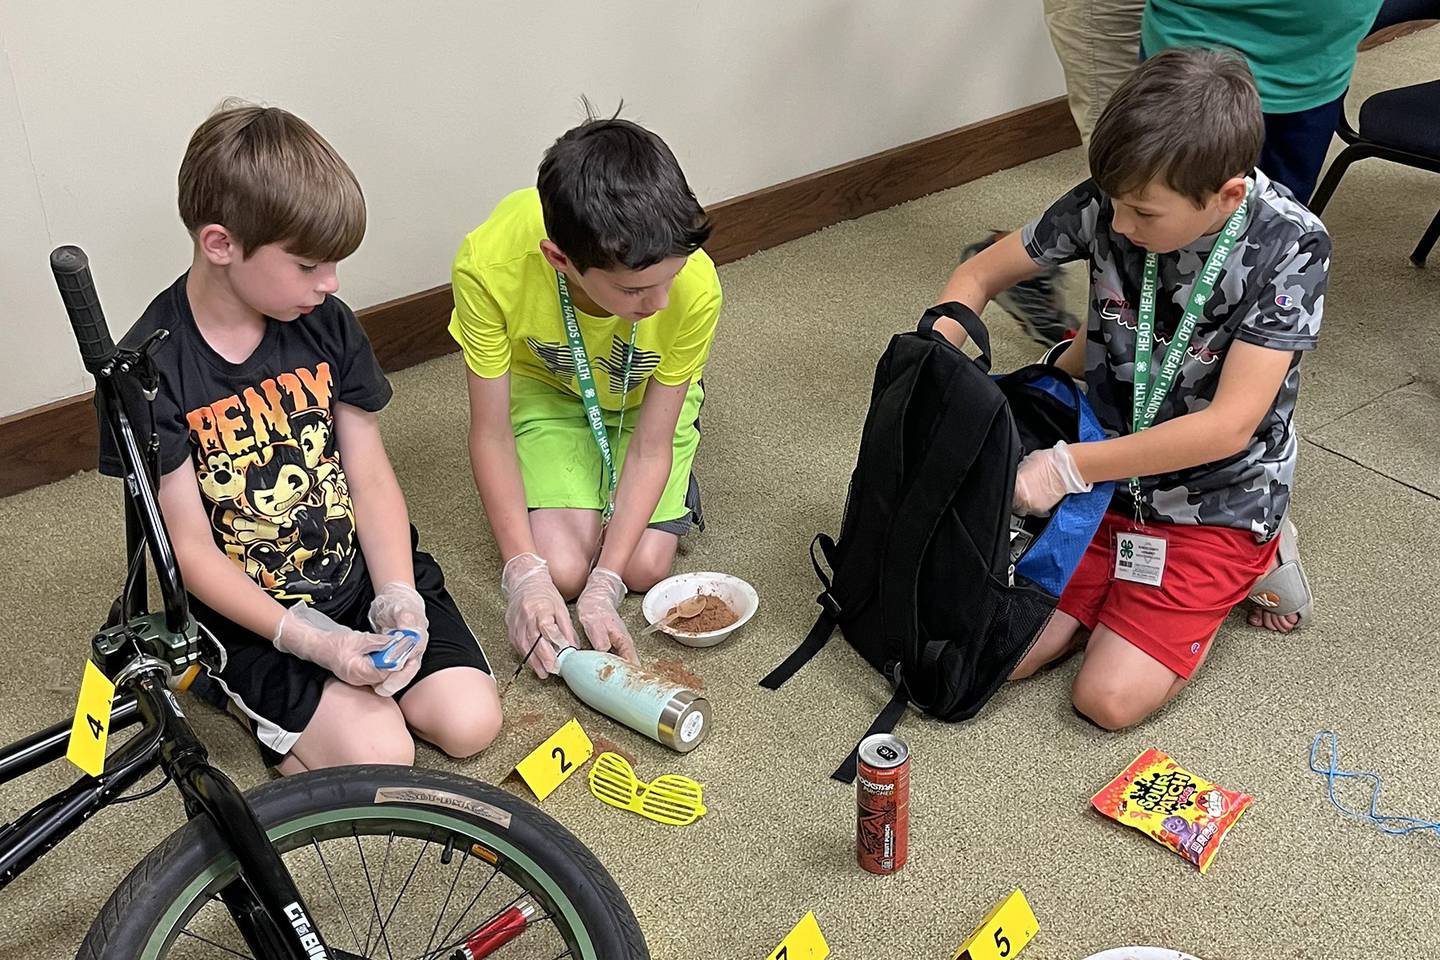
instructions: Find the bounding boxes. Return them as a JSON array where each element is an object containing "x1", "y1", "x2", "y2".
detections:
[
  {"x1": 170, "y1": 811, "x2": 590, "y2": 960},
  {"x1": 435, "y1": 862, "x2": 503, "y2": 949},
  {"x1": 355, "y1": 829, "x2": 400, "y2": 960},
  {"x1": 423, "y1": 838, "x2": 469, "y2": 960},
  {"x1": 312, "y1": 834, "x2": 367, "y2": 956},
  {"x1": 535, "y1": 909, "x2": 570, "y2": 960},
  {"x1": 419, "y1": 895, "x2": 551, "y2": 960},
  {"x1": 177, "y1": 927, "x2": 255, "y2": 959},
  {"x1": 418, "y1": 899, "x2": 520, "y2": 960},
  {"x1": 378, "y1": 836, "x2": 431, "y2": 940},
  {"x1": 370, "y1": 831, "x2": 398, "y2": 958}
]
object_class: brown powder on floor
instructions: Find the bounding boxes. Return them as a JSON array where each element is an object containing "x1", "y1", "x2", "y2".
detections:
[
  {"x1": 590, "y1": 736, "x2": 636, "y2": 766},
  {"x1": 668, "y1": 594, "x2": 739, "y2": 633}
]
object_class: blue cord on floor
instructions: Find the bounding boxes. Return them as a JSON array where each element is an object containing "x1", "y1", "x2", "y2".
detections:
[{"x1": 1309, "y1": 730, "x2": 1440, "y2": 837}]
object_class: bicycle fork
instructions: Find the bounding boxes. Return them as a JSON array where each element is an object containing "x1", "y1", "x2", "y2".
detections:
[{"x1": 133, "y1": 667, "x2": 342, "y2": 960}]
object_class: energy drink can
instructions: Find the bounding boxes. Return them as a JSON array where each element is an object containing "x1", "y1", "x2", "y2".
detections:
[{"x1": 856, "y1": 733, "x2": 910, "y2": 874}]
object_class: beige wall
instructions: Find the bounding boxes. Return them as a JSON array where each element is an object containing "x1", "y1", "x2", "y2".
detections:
[{"x1": 0, "y1": 1, "x2": 1064, "y2": 418}]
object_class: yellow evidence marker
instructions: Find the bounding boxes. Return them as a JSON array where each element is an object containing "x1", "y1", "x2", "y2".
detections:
[
  {"x1": 67, "y1": 660, "x2": 116, "y2": 777},
  {"x1": 766, "y1": 911, "x2": 829, "y2": 960},
  {"x1": 951, "y1": 889, "x2": 1038, "y2": 960},
  {"x1": 515, "y1": 718, "x2": 594, "y2": 801}
]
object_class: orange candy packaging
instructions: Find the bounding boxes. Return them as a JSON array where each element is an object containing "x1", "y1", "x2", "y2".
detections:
[{"x1": 1091, "y1": 748, "x2": 1253, "y2": 874}]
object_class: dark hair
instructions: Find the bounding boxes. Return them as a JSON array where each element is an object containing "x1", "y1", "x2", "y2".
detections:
[
  {"x1": 179, "y1": 99, "x2": 366, "y2": 262},
  {"x1": 537, "y1": 102, "x2": 712, "y2": 273},
  {"x1": 1089, "y1": 48, "x2": 1263, "y2": 206}
]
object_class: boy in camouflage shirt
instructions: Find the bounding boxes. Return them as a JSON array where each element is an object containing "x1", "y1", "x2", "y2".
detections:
[{"x1": 935, "y1": 49, "x2": 1327, "y2": 729}]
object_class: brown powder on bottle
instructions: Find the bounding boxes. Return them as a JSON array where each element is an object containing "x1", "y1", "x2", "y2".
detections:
[
  {"x1": 649, "y1": 657, "x2": 706, "y2": 691},
  {"x1": 667, "y1": 594, "x2": 739, "y2": 633}
]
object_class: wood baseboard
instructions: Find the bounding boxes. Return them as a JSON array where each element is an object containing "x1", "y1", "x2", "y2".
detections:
[
  {"x1": 0, "y1": 393, "x2": 101, "y2": 497},
  {"x1": 703, "y1": 97, "x2": 1079, "y2": 264},
  {"x1": 1, "y1": 95, "x2": 1079, "y2": 498}
]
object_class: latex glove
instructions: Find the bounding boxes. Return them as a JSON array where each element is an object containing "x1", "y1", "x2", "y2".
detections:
[
  {"x1": 576, "y1": 567, "x2": 639, "y2": 665},
  {"x1": 1013, "y1": 440, "x2": 1093, "y2": 517},
  {"x1": 367, "y1": 581, "x2": 429, "y2": 697},
  {"x1": 502, "y1": 553, "x2": 578, "y2": 679},
  {"x1": 273, "y1": 601, "x2": 390, "y2": 688}
]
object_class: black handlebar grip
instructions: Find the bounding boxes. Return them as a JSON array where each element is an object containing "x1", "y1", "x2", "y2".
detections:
[{"x1": 50, "y1": 245, "x2": 116, "y2": 374}]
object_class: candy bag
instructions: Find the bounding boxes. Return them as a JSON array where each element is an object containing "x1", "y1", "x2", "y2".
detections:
[{"x1": 1091, "y1": 748, "x2": 1253, "y2": 873}]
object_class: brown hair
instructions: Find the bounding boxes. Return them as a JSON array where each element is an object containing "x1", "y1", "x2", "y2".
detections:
[
  {"x1": 1089, "y1": 47, "x2": 1263, "y2": 206},
  {"x1": 178, "y1": 100, "x2": 365, "y2": 261}
]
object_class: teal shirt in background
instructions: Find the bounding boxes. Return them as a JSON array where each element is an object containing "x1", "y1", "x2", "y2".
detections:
[{"x1": 1142, "y1": 0, "x2": 1384, "y2": 113}]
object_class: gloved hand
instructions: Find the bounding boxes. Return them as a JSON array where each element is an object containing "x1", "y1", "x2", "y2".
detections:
[
  {"x1": 1013, "y1": 440, "x2": 1093, "y2": 516},
  {"x1": 367, "y1": 581, "x2": 429, "y2": 697},
  {"x1": 502, "y1": 553, "x2": 578, "y2": 679},
  {"x1": 273, "y1": 601, "x2": 390, "y2": 688},
  {"x1": 576, "y1": 567, "x2": 638, "y2": 665}
]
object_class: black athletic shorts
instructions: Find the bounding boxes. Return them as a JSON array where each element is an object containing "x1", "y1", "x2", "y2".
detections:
[{"x1": 189, "y1": 531, "x2": 491, "y2": 766}]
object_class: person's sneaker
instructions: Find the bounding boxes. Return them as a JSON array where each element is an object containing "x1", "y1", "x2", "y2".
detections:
[{"x1": 959, "y1": 232, "x2": 1079, "y2": 347}]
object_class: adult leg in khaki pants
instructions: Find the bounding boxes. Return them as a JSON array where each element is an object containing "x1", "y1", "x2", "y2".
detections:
[
  {"x1": 1042, "y1": 0, "x2": 1145, "y2": 149},
  {"x1": 959, "y1": 1, "x2": 1144, "y2": 346}
]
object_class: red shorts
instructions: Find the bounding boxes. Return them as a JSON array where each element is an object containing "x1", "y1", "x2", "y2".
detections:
[{"x1": 1057, "y1": 510, "x2": 1279, "y2": 679}]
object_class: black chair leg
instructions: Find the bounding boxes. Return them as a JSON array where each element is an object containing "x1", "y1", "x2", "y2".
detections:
[
  {"x1": 1412, "y1": 207, "x2": 1440, "y2": 267},
  {"x1": 1309, "y1": 145, "x2": 1369, "y2": 215}
]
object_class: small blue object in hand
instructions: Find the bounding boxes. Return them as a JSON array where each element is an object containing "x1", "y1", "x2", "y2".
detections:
[{"x1": 370, "y1": 629, "x2": 421, "y2": 671}]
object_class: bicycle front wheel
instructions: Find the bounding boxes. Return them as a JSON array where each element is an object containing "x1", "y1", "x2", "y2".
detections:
[{"x1": 78, "y1": 764, "x2": 648, "y2": 960}]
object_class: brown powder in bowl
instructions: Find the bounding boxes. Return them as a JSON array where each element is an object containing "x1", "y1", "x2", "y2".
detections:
[{"x1": 667, "y1": 594, "x2": 739, "y2": 633}]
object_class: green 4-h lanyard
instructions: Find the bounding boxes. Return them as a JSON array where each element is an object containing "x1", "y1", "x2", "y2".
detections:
[
  {"x1": 1129, "y1": 181, "x2": 1251, "y2": 518},
  {"x1": 556, "y1": 270, "x2": 638, "y2": 524}
]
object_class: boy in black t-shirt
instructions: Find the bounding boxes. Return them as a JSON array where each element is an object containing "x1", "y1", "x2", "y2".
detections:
[{"x1": 100, "y1": 102, "x2": 500, "y2": 772}]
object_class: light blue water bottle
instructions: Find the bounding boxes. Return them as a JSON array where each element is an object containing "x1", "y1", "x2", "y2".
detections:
[{"x1": 553, "y1": 648, "x2": 710, "y2": 752}]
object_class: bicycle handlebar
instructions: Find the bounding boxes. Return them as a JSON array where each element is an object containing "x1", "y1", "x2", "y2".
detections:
[
  {"x1": 50, "y1": 246, "x2": 116, "y2": 375},
  {"x1": 49, "y1": 245, "x2": 192, "y2": 637}
]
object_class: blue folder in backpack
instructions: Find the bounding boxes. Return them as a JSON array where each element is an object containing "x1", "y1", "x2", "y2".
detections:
[{"x1": 999, "y1": 367, "x2": 1115, "y2": 598}]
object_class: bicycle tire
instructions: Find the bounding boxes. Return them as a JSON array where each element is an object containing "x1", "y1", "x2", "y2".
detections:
[{"x1": 77, "y1": 764, "x2": 649, "y2": 960}]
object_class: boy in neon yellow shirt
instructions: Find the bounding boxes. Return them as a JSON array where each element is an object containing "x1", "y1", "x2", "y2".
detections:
[{"x1": 449, "y1": 114, "x2": 721, "y2": 677}]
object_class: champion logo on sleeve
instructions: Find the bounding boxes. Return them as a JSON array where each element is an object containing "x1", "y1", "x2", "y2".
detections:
[{"x1": 1274, "y1": 294, "x2": 1295, "y2": 309}]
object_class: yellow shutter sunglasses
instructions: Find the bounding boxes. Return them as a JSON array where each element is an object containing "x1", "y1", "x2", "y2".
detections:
[{"x1": 587, "y1": 752, "x2": 708, "y2": 826}]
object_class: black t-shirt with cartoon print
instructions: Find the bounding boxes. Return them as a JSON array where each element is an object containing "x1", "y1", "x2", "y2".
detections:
[{"x1": 99, "y1": 273, "x2": 392, "y2": 613}]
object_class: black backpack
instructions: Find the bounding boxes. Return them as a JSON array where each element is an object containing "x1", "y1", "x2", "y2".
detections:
[{"x1": 761, "y1": 303, "x2": 1112, "y2": 781}]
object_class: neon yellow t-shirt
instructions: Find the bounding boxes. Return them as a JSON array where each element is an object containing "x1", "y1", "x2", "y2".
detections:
[{"x1": 448, "y1": 188, "x2": 722, "y2": 410}]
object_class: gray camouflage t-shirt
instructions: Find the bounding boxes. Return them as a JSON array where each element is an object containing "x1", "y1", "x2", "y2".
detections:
[{"x1": 1020, "y1": 169, "x2": 1330, "y2": 542}]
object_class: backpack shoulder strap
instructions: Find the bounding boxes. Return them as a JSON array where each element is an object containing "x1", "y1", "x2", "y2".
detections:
[
  {"x1": 759, "y1": 605, "x2": 838, "y2": 690},
  {"x1": 881, "y1": 375, "x2": 1013, "y2": 709},
  {"x1": 760, "y1": 535, "x2": 840, "y2": 689},
  {"x1": 830, "y1": 686, "x2": 910, "y2": 783},
  {"x1": 763, "y1": 331, "x2": 950, "y2": 692}
]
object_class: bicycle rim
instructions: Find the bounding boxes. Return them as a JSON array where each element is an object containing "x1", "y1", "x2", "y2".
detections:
[{"x1": 142, "y1": 805, "x2": 599, "y2": 960}]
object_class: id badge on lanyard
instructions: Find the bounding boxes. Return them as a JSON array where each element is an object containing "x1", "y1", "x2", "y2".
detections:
[
  {"x1": 556, "y1": 271, "x2": 638, "y2": 526},
  {"x1": 1114, "y1": 529, "x2": 1168, "y2": 586},
  {"x1": 1121, "y1": 181, "x2": 1251, "y2": 586}
]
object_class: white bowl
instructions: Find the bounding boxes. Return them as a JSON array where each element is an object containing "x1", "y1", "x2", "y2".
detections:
[
  {"x1": 641, "y1": 572, "x2": 759, "y2": 647},
  {"x1": 1083, "y1": 950, "x2": 1202, "y2": 960}
]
